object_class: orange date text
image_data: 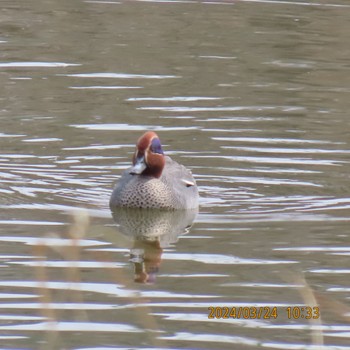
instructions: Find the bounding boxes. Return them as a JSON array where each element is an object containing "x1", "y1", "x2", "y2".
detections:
[{"x1": 208, "y1": 306, "x2": 278, "y2": 319}]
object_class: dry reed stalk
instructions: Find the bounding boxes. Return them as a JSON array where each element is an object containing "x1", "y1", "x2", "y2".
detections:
[
  {"x1": 283, "y1": 271, "x2": 323, "y2": 347},
  {"x1": 34, "y1": 210, "x2": 165, "y2": 348},
  {"x1": 34, "y1": 240, "x2": 60, "y2": 349}
]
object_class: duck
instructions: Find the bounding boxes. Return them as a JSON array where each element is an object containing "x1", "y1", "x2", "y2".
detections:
[{"x1": 110, "y1": 131, "x2": 199, "y2": 210}]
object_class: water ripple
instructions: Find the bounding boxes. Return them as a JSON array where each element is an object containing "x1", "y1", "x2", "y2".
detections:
[
  {"x1": 0, "y1": 62, "x2": 80, "y2": 68},
  {"x1": 64, "y1": 73, "x2": 179, "y2": 79}
]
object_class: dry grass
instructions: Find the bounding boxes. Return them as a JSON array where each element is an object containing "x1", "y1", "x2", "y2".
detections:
[{"x1": 33, "y1": 210, "x2": 166, "y2": 349}]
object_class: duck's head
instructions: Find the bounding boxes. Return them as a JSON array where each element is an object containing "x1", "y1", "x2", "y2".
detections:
[{"x1": 129, "y1": 131, "x2": 165, "y2": 178}]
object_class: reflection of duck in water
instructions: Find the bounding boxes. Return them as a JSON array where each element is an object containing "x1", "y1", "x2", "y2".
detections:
[
  {"x1": 110, "y1": 131, "x2": 199, "y2": 210},
  {"x1": 111, "y1": 208, "x2": 197, "y2": 283}
]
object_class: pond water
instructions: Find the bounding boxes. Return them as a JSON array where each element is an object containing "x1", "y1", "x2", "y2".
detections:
[{"x1": 0, "y1": 0, "x2": 350, "y2": 349}]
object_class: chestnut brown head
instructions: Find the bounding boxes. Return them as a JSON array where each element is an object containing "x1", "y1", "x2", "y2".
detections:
[{"x1": 130, "y1": 131, "x2": 165, "y2": 178}]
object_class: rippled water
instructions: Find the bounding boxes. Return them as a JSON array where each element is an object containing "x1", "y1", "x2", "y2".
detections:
[{"x1": 1, "y1": 0, "x2": 350, "y2": 349}]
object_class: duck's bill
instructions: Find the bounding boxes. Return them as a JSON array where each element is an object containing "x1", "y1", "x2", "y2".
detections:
[{"x1": 129, "y1": 156, "x2": 147, "y2": 175}]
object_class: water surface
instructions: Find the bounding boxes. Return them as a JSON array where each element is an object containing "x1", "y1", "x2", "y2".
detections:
[{"x1": 0, "y1": 0, "x2": 350, "y2": 349}]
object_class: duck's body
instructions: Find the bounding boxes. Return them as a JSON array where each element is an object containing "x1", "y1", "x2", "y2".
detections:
[{"x1": 110, "y1": 132, "x2": 199, "y2": 210}]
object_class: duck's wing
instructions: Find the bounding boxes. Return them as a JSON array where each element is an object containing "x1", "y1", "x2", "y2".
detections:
[{"x1": 163, "y1": 156, "x2": 197, "y2": 187}]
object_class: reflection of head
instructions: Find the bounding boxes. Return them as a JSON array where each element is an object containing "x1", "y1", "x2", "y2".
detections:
[
  {"x1": 131, "y1": 240, "x2": 163, "y2": 284},
  {"x1": 134, "y1": 263, "x2": 158, "y2": 284},
  {"x1": 133, "y1": 264, "x2": 148, "y2": 284}
]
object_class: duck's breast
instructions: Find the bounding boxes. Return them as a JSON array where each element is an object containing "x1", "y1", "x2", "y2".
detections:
[
  {"x1": 110, "y1": 156, "x2": 199, "y2": 210},
  {"x1": 110, "y1": 170, "x2": 174, "y2": 209}
]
